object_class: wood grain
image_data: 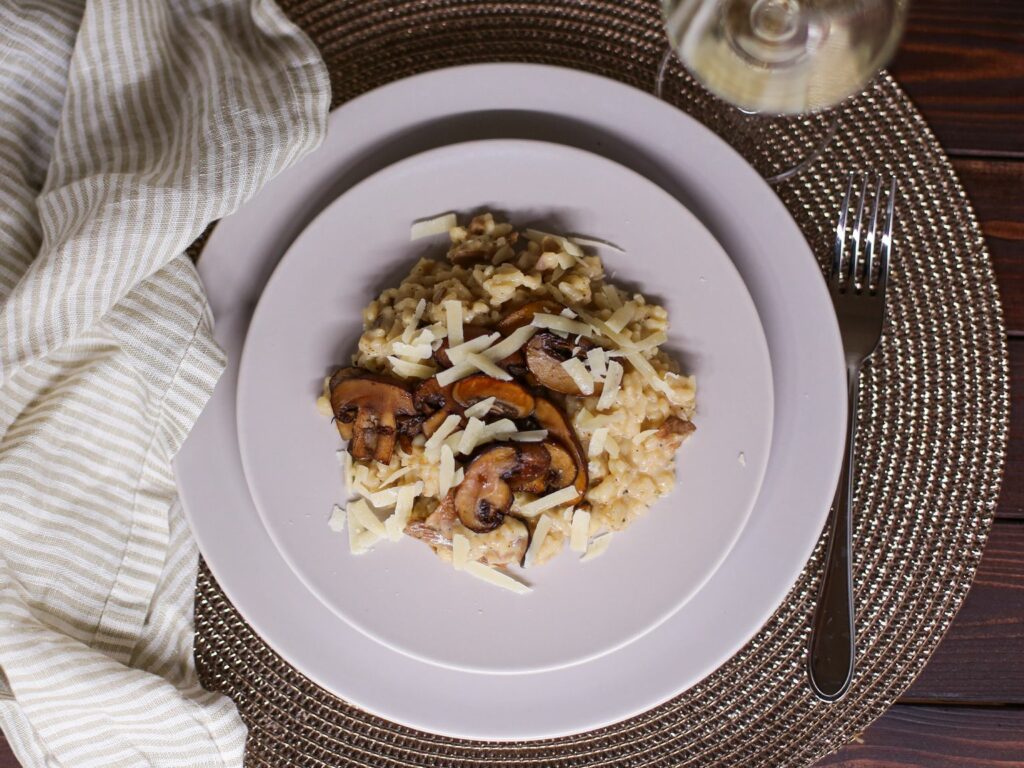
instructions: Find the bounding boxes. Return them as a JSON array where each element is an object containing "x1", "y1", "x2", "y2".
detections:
[
  {"x1": 953, "y1": 160, "x2": 1024, "y2": 339},
  {"x1": 899, "y1": 520, "x2": 1024, "y2": 704},
  {"x1": 891, "y1": 0, "x2": 1024, "y2": 158},
  {"x1": 0, "y1": 742, "x2": 14, "y2": 768},
  {"x1": 998, "y1": 338, "x2": 1024, "y2": 520},
  {"x1": 816, "y1": 705, "x2": 1024, "y2": 767}
]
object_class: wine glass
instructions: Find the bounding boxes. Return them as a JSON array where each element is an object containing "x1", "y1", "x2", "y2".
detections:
[{"x1": 659, "y1": 0, "x2": 908, "y2": 183}]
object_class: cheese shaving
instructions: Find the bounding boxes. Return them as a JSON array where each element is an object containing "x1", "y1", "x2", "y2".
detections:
[
  {"x1": 424, "y1": 414, "x2": 462, "y2": 456},
  {"x1": 410, "y1": 212, "x2": 457, "y2": 240},
  {"x1": 463, "y1": 396, "x2": 497, "y2": 419},
  {"x1": 560, "y1": 307, "x2": 578, "y2": 319},
  {"x1": 570, "y1": 508, "x2": 591, "y2": 552},
  {"x1": 315, "y1": 395, "x2": 333, "y2": 417},
  {"x1": 633, "y1": 331, "x2": 668, "y2": 351},
  {"x1": 463, "y1": 561, "x2": 531, "y2": 594},
  {"x1": 438, "y1": 445, "x2": 456, "y2": 496},
  {"x1": 328, "y1": 505, "x2": 347, "y2": 533},
  {"x1": 385, "y1": 483, "x2": 421, "y2": 541},
  {"x1": 596, "y1": 360, "x2": 623, "y2": 411},
  {"x1": 378, "y1": 465, "x2": 413, "y2": 488},
  {"x1": 508, "y1": 430, "x2": 548, "y2": 442},
  {"x1": 458, "y1": 417, "x2": 486, "y2": 455},
  {"x1": 586, "y1": 347, "x2": 608, "y2": 379},
  {"x1": 435, "y1": 362, "x2": 477, "y2": 387},
  {"x1": 452, "y1": 534, "x2": 470, "y2": 571},
  {"x1": 464, "y1": 352, "x2": 512, "y2": 380},
  {"x1": 339, "y1": 450, "x2": 354, "y2": 495},
  {"x1": 581, "y1": 533, "x2": 613, "y2": 562},
  {"x1": 523, "y1": 515, "x2": 553, "y2": 568},
  {"x1": 605, "y1": 301, "x2": 637, "y2": 333},
  {"x1": 481, "y1": 418, "x2": 517, "y2": 442},
  {"x1": 519, "y1": 485, "x2": 579, "y2": 517},
  {"x1": 348, "y1": 506, "x2": 370, "y2": 554},
  {"x1": 588, "y1": 427, "x2": 609, "y2": 458},
  {"x1": 348, "y1": 498, "x2": 386, "y2": 540},
  {"x1": 555, "y1": 251, "x2": 577, "y2": 269},
  {"x1": 633, "y1": 429, "x2": 658, "y2": 445},
  {"x1": 481, "y1": 325, "x2": 536, "y2": 361},
  {"x1": 524, "y1": 228, "x2": 583, "y2": 258},
  {"x1": 531, "y1": 313, "x2": 595, "y2": 338},
  {"x1": 387, "y1": 356, "x2": 436, "y2": 379},
  {"x1": 445, "y1": 332, "x2": 500, "y2": 363},
  {"x1": 444, "y1": 300, "x2": 464, "y2": 346},
  {"x1": 602, "y1": 284, "x2": 623, "y2": 309},
  {"x1": 401, "y1": 298, "x2": 427, "y2": 343},
  {"x1": 453, "y1": 467, "x2": 465, "y2": 486},
  {"x1": 570, "y1": 235, "x2": 625, "y2": 253},
  {"x1": 560, "y1": 358, "x2": 595, "y2": 395},
  {"x1": 390, "y1": 341, "x2": 433, "y2": 360},
  {"x1": 624, "y1": 350, "x2": 680, "y2": 402}
]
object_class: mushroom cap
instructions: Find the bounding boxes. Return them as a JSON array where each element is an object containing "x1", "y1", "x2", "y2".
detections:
[
  {"x1": 512, "y1": 441, "x2": 577, "y2": 494},
  {"x1": 329, "y1": 367, "x2": 416, "y2": 463},
  {"x1": 532, "y1": 397, "x2": 588, "y2": 504},
  {"x1": 496, "y1": 299, "x2": 562, "y2": 335},
  {"x1": 451, "y1": 375, "x2": 535, "y2": 419},
  {"x1": 525, "y1": 332, "x2": 602, "y2": 395}
]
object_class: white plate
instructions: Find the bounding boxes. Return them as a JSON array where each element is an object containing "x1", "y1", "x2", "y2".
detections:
[
  {"x1": 235, "y1": 139, "x2": 773, "y2": 676},
  {"x1": 176, "y1": 64, "x2": 845, "y2": 740}
]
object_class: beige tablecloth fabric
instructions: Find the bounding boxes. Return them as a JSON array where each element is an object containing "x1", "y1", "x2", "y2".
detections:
[{"x1": 0, "y1": 2, "x2": 329, "y2": 765}]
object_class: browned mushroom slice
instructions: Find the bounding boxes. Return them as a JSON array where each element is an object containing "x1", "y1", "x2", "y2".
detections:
[
  {"x1": 533, "y1": 397, "x2": 588, "y2": 503},
  {"x1": 329, "y1": 368, "x2": 416, "y2": 464},
  {"x1": 512, "y1": 441, "x2": 577, "y2": 494},
  {"x1": 433, "y1": 326, "x2": 490, "y2": 368},
  {"x1": 451, "y1": 375, "x2": 535, "y2": 419},
  {"x1": 412, "y1": 377, "x2": 465, "y2": 437},
  {"x1": 524, "y1": 332, "x2": 601, "y2": 395},
  {"x1": 495, "y1": 299, "x2": 562, "y2": 335},
  {"x1": 505, "y1": 442, "x2": 551, "y2": 493},
  {"x1": 454, "y1": 445, "x2": 518, "y2": 532},
  {"x1": 653, "y1": 416, "x2": 696, "y2": 452}
]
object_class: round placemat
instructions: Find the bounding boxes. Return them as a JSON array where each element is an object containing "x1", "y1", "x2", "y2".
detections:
[{"x1": 191, "y1": 1, "x2": 1009, "y2": 765}]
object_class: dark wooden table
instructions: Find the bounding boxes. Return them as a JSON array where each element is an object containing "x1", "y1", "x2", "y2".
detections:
[{"x1": 1, "y1": 2, "x2": 1020, "y2": 765}]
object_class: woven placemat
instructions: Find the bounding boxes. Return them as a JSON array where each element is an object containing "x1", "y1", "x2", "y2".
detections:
[{"x1": 192, "y1": 1, "x2": 1009, "y2": 765}]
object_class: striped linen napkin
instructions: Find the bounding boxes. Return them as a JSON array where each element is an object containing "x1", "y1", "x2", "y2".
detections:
[{"x1": 0, "y1": 2, "x2": 328, "y2": 766}]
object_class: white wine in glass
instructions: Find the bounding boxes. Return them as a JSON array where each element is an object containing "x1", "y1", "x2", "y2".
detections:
[{"x1": 663, "y1": 0, "x2": 908, "y2": 115}]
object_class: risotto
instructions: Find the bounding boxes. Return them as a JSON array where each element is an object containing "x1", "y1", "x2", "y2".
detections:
[{"x1": 320, "y1": 213, "x2": 696, "y2": 593}]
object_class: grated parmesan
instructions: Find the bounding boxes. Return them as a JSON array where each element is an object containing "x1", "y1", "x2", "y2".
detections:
[
  {"x1": 387, "y1": 356, "x2": 436, "y2": 379},
  {"x1": 508, "y1": 430, "x2": 548, "y2": 442},
  {"x1": 348, "y1": 499, "x2": 386, "y2": 545},
  {"x1": 531, "y1": 313, "x2": 595, "y2": 338},
  {"x1": 435, "y1": 362, "x2": 477, "y2": 387},
  {"x1": 581, "y1": 533, "x2": 613, "y2": 562},
  {"x1": 385, "y1": 483, "x2": 421, "y2": 541},
  {"x1": 596, "y1": 360, "x2": 624, "y2": 411},
  {"x1": 605, "y1": 301, "x2": 637, "y2": 333},
  {"x1": 523, "y1": 515, "x2": 553, "y2": 568},
  {"x1": 586, "y1": 347, "x2": 608, "y2": 379},
  {"x1": 560, "y1": 358, "x2": 595, "y2": 395},
  {"x1": 480, "y1": 325, "x2": 536, "y2": 361},
  {"x1": 445, "y1": 332, "x2": 501, "y2": 363},
  {"x1": 463, "y1": 561, "x2": 531, "y2": 594},
  {"x1": 390, "y1": 341, "x2": 434, "y2": 360},
  {"x1": 463, "y1": 396, "x2": 497, "y2": 419},
  {"x1": 633, "y1": 331, "x2": 668, "y2": 351},
  {"x1": 519, "y1": 485, "x2": 580, "y2": 517},
  {"x1": 452, "y1": 534, "x2": 470, "y2": 570},
  {"x1": 438, "y1": 445, "x2": 456, "y2": 496},
  {"x1": 588, "y1": 427, "x2": 609, "y2": 458},
  {"x1": 424, "y1": 414, "x2": 463, "y2": 456},
  {"x1": 463, "y1": 352, "x2": 512, "y2": 380},
  {"x1": 444, "y1": 300, "x2": 464, "y2": 346},
  {"x1": 316, "y1": 395, "x2": 333, "y2": 417},
  {"x1": 401, "y1": 298, "x2": 427, "y2": 343},
  {"x1": 457, "y1": 417, "x2": 486, "y2": 455},
  {"x1": 328, "y1": 505, "x2": 347, "y2": 533},
  {"x1": 570, "y1": 508, "x2": 591, "y2": 552},
  {"x1": 410, "y1": 212, "x2": 457, "y2": 240}
]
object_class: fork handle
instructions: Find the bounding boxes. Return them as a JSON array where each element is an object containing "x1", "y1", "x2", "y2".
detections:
[{"x1": 808, "y1": 364, "x2": 859, "y2": 702}]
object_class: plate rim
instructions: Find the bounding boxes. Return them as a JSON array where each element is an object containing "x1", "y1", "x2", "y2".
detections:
[{"x1": 177, "y1": 62, "x2": 845, "y2": 740}]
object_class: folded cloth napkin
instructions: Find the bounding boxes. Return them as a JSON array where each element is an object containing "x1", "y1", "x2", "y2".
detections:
[{"x1": 0, "y1": 2, "x2": 328, "y2": 765}]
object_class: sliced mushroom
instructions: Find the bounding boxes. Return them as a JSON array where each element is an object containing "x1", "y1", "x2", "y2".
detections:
[
  {"x1": 653, "y1": 416, "x2": 696, "y2": 452},
  {"x1": 524, "y1": 331, "x2": 601, "y2": 395},
  {"x1": 451, "y1": 375, "x2": 535, "y2": 418},
  {"x1": 405, "y1": 497, "x2": 528, "y2": 567},
  {"x1": 496, "y1": 299, "x2": 562, "y2": 335},
  {"x1": 412, "y1": 376, "x2": 464, "y2": 437},
  {"x1": 533, "y1": 397, "x2": 588, "y2": 503},
  {"x1": 513, "y1": 441, "x2": 577, "y2": 494},
  {"x1": 329, "y1": 368, "x2": 416, "y2": 463}
]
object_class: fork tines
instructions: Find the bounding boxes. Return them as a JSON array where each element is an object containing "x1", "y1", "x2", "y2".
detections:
[{"x1": 831, "y1": 174, "x2": 896, "y2": 295}]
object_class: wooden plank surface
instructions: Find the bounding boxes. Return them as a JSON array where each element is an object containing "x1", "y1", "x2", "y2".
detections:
[{"x1": 891, "y1": 0, "x2": 1024, "y2": 158}]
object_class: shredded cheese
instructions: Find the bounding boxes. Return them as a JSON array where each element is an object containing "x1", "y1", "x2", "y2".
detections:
[
  {"x1": 387, "y1": 356, "x2": 436, "y2": 379},
  {"x1": 519, "y1": 485, "x2": 579, "y2": 517},
  {"x1": 315, "y1": 395, "x2": 333, "y2": 417},
  {"x1": 339, "y1": 450, "x2": 354, "y2": 495},
  {"x1": 435, "y1": 362, "x2": 477, "y2": 387},
  {"x1": 624, "y1": 350, "x2": 680, "y2": 402},
  {"x1": 481, "y1": 325, "x2": 536, "y2": 361},
  {"x1": 570, "y1": 508, "x2": 591, "y2": 552},
  {"x1": 444, "y1": 300, "x2": 464, "y2": 346},
  {"x1": 438, "y1": 445, "x2": 456, "y2": 496},
  {"x1": 424, "y1": 414, "x2": 462, "y2": 456},
  {"x1": 445, "y1": 332, "x2": 500, "y2": 363},
  {"x1": 602, "y1": 284, "x2": 623, "y2": 309},
  {"x1": 523, "y1": 515, "x2": 553, "y2": 568},
  {"x1": 328, "y1": 505, "x2": 347, "y2": 533},
  {"x1": 560, "y1": 358, "x2": 595, "y2": 395},
  {"x1": 581, "y1": 533, "x2": 613, "y2": 562},
  {"x1": 453, "y1": 467, "x2": 465, "y2": 486},
  {"x1": 531, "y1": 313, "x2": 595, "y2": 338},
  {"x1": 560, "y1": 307, "x2": 578, "y2": 319},
  {"x1": 390, "y1": 341, "x2": 433, "y2": 360},
  {"x1": 633, "y1": 331, "x2": 668, "y2": 351},
  {"x1": 586, "y1": 347, "x2": 608, "y2": 379},
  {"x1": 378, "y1": 465, "x2": 413, "y2": 489},
  {"x1": 385, "y1": 483, "x2": 421, "y2": 541},
  {"x1": 458, "y1": 417, "x2": 486, "y2": 455},
  {"x1": 348, "y1": 506, "x2": 370, "y2": 554},
  {"x1": 481, "y1": 418, "x2": 517, "y2": 442},
  {"x1": 508, "y1": 430, "x2": 548, "y2": 442},
  {"x1": 605, "y1": 301, "x2": 637, "y2": 333},
  {"x1": 596, "y1": 360, "x2": 623, "y2": 411},
  {"x1": 401, "y1": 298, "x2": 427, "y2": 343},
  {"x1": 464, "y1": 352, "x2": 512, "y2": 380},
  {"x1": 410, "y1": 212, "x2": 457, "y2": 240},
  {"x1": 463, "y1": 561, "x2": 531, "y2": 594},
  {"x1": 452, "y1": 534, "x2": 470, "y2": 571},
  {"x1": 524, "y1": 228, "x2": 583, "y2": 258},
  {"x1": 570, "y1": 235, "x2": 625, "y2": 253},
  {"x1": 588, "y1": 427, "x2": 609, "y2": 458},
  {"x1": 463, "y1": 396, "x2": 497, "y2": 419},
  {"x1": 348, "y1": 498, "x2": 386, "y2": 540}
]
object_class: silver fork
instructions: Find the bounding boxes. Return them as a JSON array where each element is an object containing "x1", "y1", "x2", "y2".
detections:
[{"x1": 808, "y1": 174, "x2": 896, "y2": 702}]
